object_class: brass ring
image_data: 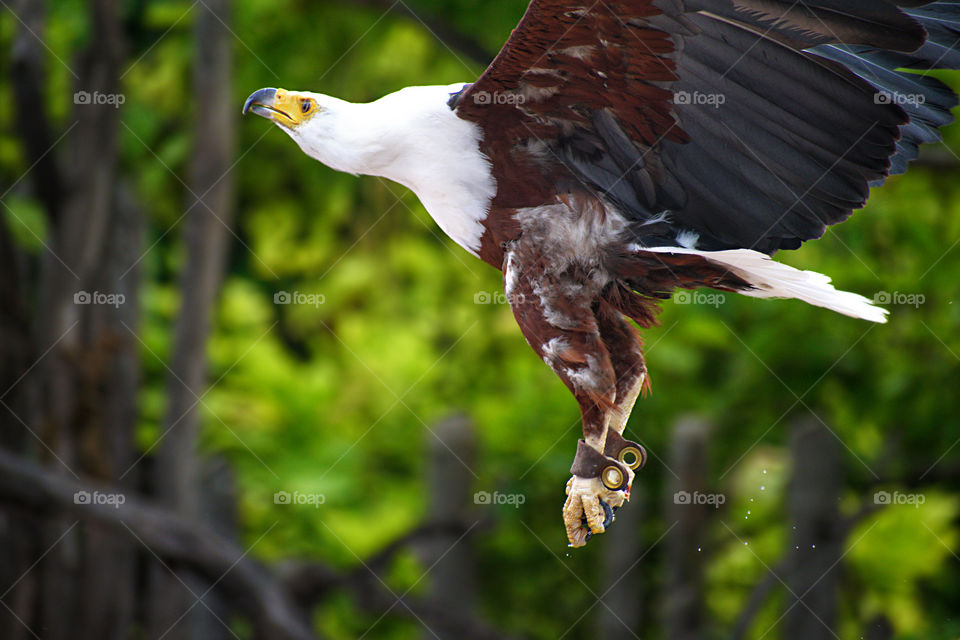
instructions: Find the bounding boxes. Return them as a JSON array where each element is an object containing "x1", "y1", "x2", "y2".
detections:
[
  {"x1": 601, "y1": 465, "x2": 625, "y2": 490},
  {"x1": 618, "y1": 445, "x2": 645, "y2": 470}
]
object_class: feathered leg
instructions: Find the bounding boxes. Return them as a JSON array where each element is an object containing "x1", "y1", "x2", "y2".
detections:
[
  {"x1": 505, "y1": 252, "x2": 639, "y2": 546},
  {"x1": 596, "y1": 299, "x2": 648, "y2": 436}
]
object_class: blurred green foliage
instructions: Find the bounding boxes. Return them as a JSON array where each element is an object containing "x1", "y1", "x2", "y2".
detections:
[{"x1": 2, "y1": 1, "x2": 959, "y2": 638}]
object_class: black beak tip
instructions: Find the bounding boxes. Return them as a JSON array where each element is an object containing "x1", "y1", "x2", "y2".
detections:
[{"x1": 243, "y1": 87, "x2": 278, "y2": 116}]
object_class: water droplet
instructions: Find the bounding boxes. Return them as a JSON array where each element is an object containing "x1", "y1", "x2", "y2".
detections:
[
  {"x1": 747, "y1": 510, "x2": 751, "y2": 515},
  {"x1": 762, "y1": 469, "x2": 767, "y2": 475},
  {"x1": 749, "y1": 498, "x2": 754, "y2": 502},
  {"x1": 811, "y1": 544, "x2": 816, "y2": 549},
  {"x1": 697, "y1": 547, "x2": 702, "y2": 552},
  {"x1": 760, "y1": 485, "x2": 766, "y2": 491}
]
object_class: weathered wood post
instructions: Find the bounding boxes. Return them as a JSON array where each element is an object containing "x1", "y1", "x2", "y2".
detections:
[
  {"x1": 597, "y1": 483, "x2": 645, "y2": 639},
  {"x1": 419, "y1": 414, "x2": 477, "y2": 639},
  {"x1": 664, "y1": 417, "x2": 710, "y2": 640},
  {"x1": 195, "y1": 457, "x2": 240, "y2": 640},
  {"x1": 784, "y1": 415, "x2": 843, "y2": 640}
]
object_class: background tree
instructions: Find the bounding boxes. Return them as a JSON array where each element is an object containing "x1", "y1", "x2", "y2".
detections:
[{"x1": 1, "y1": 1, "x2": 958, "y2": 638}]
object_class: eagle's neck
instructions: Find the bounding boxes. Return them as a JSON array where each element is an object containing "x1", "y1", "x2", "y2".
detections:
[
  {"x1": 288, "y1": 96, "x2": 396, "y2": 177},
  {"x1": 295, "y1": 85, "x2": 497, "y2": 256}
]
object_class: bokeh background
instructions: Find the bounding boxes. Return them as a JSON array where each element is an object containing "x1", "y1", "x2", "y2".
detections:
[{"x1": 1, "y1": 1, "x2": 959, "y2": 639}]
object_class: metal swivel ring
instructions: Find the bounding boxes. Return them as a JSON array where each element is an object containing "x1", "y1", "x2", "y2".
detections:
[
  {"x1": 601, "y1": 465, "x2": 626, "y2": 490},
  {"x1": 618, "y1": 444, "x2": 646, "y2": 471}
]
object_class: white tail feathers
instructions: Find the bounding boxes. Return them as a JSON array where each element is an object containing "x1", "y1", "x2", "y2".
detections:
[{"x1": 641, "y1": 247, "x2": 889, "y2": 323}]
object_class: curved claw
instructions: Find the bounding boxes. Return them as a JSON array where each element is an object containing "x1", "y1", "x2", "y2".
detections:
[
  {"x1": 580, "y1": 498, "x2": 620, "y2": 542},
  {"x1": 602, "y1": 500, "x2": 616, "y2": 528},
  {"x1": 580, "y1": 499, "x2": 616, "y2": 542}
]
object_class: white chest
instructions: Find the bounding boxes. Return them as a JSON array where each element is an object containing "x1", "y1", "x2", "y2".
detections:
[{"x1": 367, "y1": 85, "x2": 497, "y2": 257}]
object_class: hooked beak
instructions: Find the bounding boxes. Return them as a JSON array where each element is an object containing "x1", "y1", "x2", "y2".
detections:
[
  {"x1": 243, "y1": 87, "x2": 310, "y2": 128},
  {"x1": 243, "y1": 87, "x2": 280, "y2": 118}
]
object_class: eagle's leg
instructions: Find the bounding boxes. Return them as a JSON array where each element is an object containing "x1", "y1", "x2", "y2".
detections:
[
  {"x1": 504, "y1": 252, "x2": 637, "y2": 546},
  {"x1": 554, "y1": 339, "x2": 633, "y2": 548},
  {"x1": 560, "y1": 303, "x2": 650, "y2": 545},
  {"x1": 597, "y1": 299, "x2": 648, "y2": 439},
  {"x1": 591, "y1": 299, "x2": 650, "y2": 497}
]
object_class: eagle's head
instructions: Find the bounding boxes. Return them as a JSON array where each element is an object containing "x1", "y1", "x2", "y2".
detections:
[
  {"x1": 243, "y1": 87, "x2": 366, "y2": 175},
  {"x1": 242, "y1": 87, "x2": 321, "y2": 129},
  {"x1": 242, "y1": 83, "x2": 481, "y2": 197}
]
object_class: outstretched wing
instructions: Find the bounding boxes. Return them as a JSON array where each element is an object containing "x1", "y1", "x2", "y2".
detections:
[{"x1": 454, "y1": 0, "x2": 960, "y2": 255}]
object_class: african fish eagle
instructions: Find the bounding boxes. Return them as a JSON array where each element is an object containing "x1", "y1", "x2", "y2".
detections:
[{"x1": 244, "y1": 0, "x2": 960, "y2": 547}]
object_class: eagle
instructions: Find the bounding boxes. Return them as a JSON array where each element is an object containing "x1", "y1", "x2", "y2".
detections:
[{"x1": 244, "y1": 0, "x2": 960, "y2": 547}]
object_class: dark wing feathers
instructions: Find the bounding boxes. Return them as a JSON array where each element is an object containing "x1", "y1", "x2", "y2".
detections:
[
  {"x1": 811, "y1": 41, "x2": 958, "y2": 185},
  {"x1": 873, "y1": 2, "x2": 960, "y2": 70},
  {"x1": 665, "y1": 13, "x2": 907, "y2": 250},
  {"x1": 684, "y1": 0, "x2": 929, "y2": 51},
  {"x1": 455, "y1": 0, "x2": 960, "y2": 255}
]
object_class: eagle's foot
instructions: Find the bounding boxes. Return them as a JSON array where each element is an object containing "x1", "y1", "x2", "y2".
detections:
[
  {"x1": 563, "y1": 476, "x2": 629, "y2": 547},
  {"x1": 563, "y1": 434, "x2": 647, "y2": 547}
]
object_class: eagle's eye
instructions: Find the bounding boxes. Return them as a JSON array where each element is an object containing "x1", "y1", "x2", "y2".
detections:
[{"x1": 300, "y1": 99, "x2": 313, "y2": 114}]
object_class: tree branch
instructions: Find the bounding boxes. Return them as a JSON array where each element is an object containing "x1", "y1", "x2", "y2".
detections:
[
  {"x1": 278, "y1": 518, "x2": 512, "y2": 640},
  {"x1": 0, "y1": 449, "x2": 514, "y2": 640},
  {"x1": 0, "y1": 447, "x2": 319, "y2": 640}
]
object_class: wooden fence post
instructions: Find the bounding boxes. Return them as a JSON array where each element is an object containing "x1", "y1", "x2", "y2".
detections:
[
  {"x1": 419, "y1": 414, "x2": 477, "y2": 639},
  {"x1": 597, "y1": 483, "x2": 645, "y2": 639},
  {"x1": 664, "y1": 417, "x2": 710, "y2": 640},
  {"x1": 784, "y1": 415, "x2": 843, "y2": 640}
]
